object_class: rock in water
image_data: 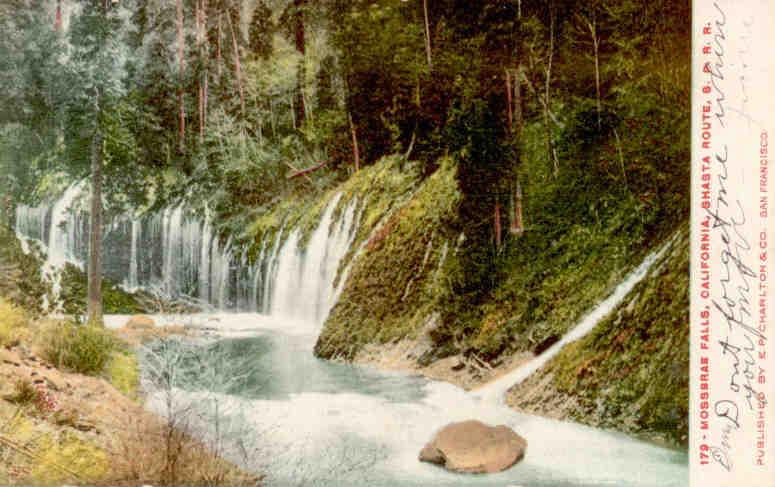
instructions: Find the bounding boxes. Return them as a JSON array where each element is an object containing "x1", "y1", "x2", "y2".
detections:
[
  {"x1": 418, "y1": 420, "x2": 527, "y2": 474},
  {"x1": 125, "y1": 315, "x2": 155, "y2": 329}
]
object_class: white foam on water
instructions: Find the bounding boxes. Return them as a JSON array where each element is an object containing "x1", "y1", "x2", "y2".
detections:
[
  {"x1": 14, "y1": 188, "x2": 360, "y2": 323},
  {"x1": 136, "y1": 311, "x2": 687, "y2": 487}
]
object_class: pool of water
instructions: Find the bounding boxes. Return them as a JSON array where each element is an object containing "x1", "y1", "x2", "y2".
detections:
[{"x1": 110, "y1": 313, "x2": 689, "y2": 487}]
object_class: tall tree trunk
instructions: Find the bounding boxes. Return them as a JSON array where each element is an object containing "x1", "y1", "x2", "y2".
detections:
[
  {"x1": 505, "y1": 69, "x2": 513, "y2": 132},
  {"x1": 514, "y1": 0, "x2": 523, "y2": 136},
  {"x1": 176, "y1": 0, "x2": 186, "y2": 152},
  {"x1": 216, "y1": 13, "x2": 223, "y2": 79},
  {"x1": 349, "y1": 112, "x2": 360, "y2": 172},
  {"x1": 55, "y1": 0, "x2": 62, "y2": 31},
  {"x1": 545, "y1": 5, "x2": 558, "y2": 177},
  {"x1": 587, "y1": 14, "x2": 602, "y2": 130},
  {"x1": 196, "y1": 0, "x2": 208, "y2": 140},
  {"x1": 203, "y1": 0, "x2": 208, "y2": 129},
  {"x1": 494, "y1": 200, "x2": 502, "y2": 249},
  {"x1": 509, "y1": 179, "x2": 523, "y2": 235},
  {"x1": 196, "y1": 0, "x2": 203, "y2": 140},
  {"x1": 293, "y1": 0, "x2": 306, "y2": 126},
  {"x1": 87, "y1": 128, "x2": 103, "y2": 325},
  {"x1": 514, "y1": 65, "x2": 523, "y2": 134},
  {"x1": 422, "y1": 0, "x2": 432, "y2": 69},
  {"x1": 226, "y1": 10, "x2": 246, "y2": 117}
]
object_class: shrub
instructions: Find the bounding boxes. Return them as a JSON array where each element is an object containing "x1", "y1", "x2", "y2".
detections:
[
  {"x1": 0, "y1": 298, "x2": 29, "y2": 347},
  {"x1": 7, "y1": 379, "x2": 37, "y2": 406},
  {"x1": 106, "y1": 349, "x2": 140, "y2": 399},
  {"x1": 38, "y1": 321, "x2": 117, "y2": 375}
]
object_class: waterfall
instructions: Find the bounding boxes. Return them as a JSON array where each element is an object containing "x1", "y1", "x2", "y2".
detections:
[
  {"x1": 45, "y1": 183, "x2": 86, "y2": 271},
  {"x1": 13, "y1": 185, "x2": 360, "y2": 321},
  {"x1": 14, "y1": 204, "x2": 48, "y2": 243},
  {"x1": 265, "y1": 194, "x2": 360, "y2": 325},
  {"x1": 14, "y1": 183, "x2": 87, "y2": 308},
  {"x1": 126, "y1": 219, "x2": 140, "y2": 290},
  {"x1": 474, "y1": 241, "x2": 671, "y2": 403}
]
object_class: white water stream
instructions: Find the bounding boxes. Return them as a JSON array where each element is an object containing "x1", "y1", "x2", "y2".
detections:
[
  {"x1": 475, "y1": 242, "x2": 671, "y2": 403},
  {"x1": 14, "y1": 187, "x2": 359, "y2": 317}
]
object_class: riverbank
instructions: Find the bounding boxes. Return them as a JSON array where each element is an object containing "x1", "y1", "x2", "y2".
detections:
[
  {"x1": 346, "y1": 226, "x2": 689, "y2": 448},
  {"x1": 0, "y1": 306, "x2": 261, "y2": 486},
  {"x1": 351, "y1": 322, "x2": 533, "y2": 393}
]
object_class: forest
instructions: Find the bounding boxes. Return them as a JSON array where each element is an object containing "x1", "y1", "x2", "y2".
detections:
[{"x1": 0, "y1": 0, "x2": 691, "y2": 485}]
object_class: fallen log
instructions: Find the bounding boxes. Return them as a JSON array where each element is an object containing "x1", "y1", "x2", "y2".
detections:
[{"x1": 286, "y1": 160, "x2": 329, "y2": 179}]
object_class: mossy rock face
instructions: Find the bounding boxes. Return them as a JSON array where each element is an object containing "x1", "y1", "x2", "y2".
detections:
[
  {"x1": 245, "y1": 154, "x2": 421, "y2": 261},
  {"x1": 0, "y1": 224, "x2": 50, "y2": 315},
  {"x1": 507, "y1": 226, "x2": 689, "y2": 447},
  {"x1": 315, "y1": 158, "x2": 459, "y2": 359}
]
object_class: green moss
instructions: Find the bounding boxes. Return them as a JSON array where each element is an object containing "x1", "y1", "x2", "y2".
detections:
[
  {"x1": 105, "y1": 349, "x2": 140, "y2": 400},
  {"x1": 58, "y1": 263, "x2": 148, "y2": 315},
  {"x1": 0, "y1": 406, "x2": 110, "y2": 485},
  {"x1": 315, "y1": 157, "x2": 459, "y2": 359},
  {"x1": 468, "y1": 220, "x2": 642, "y2": 358},
  {"x1": 509, "y1": 226, "x2": 689, "y2": 446},
  {"x1": 31, "y1": 431, "x2": 110, "y2": 484},
  {"x1": 0, "y1": 224, "x2": 50, "y2": 315}
]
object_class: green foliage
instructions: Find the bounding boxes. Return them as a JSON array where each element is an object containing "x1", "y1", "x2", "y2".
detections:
[
  {"x1": 0, "y1": 298, "x2": 30, "y2": 347},
  {"x1": 332, "y1": 0, "x2": 427, "y2": 164},
  {"x1": 446, "y1": 98, "x2": 514, "y2": 297},
  {"x1": 106, "y1": 348, "x2": 140, "y2": 400},
  {"x1": 39, "y1": 320, "x2": 118, "y2": 376},
  {"x1": 58, "y1": 263, "x2": 147, "y2": 316},
  {"x1": 249, "y1": 1, "x2": 275, "y2": 60},
  {"x1": 510, "y1": 228, "x2": 690, "y2": 446},
  {"x1": 0, "y1": 225, "x2": 50, "y2": 315}
]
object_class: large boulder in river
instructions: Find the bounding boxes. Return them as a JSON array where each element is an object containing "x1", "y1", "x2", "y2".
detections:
[
  {"x1": 125, "y1": 315, "x2": 155, "y2": 330},
  {"x1": 419, "y1": 420, "x2": 527, "y2": 474}
]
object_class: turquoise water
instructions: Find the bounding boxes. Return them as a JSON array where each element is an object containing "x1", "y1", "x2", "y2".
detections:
[{"x1": 128, "y1": 314, "x2": 689, "y2": 487}]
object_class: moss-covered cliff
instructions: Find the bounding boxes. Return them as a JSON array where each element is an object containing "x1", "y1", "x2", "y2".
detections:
[
  {"x1": 315, "y1": 158, "x2": 459, "y2": 359},
  {"x1": 506, "y1": 227, "x2": 689, "y2": 446},
  {"x1": 312, "y1": 152, "x2": 689, "y2": 446}
]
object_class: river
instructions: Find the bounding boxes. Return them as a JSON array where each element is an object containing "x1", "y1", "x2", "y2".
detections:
[
  {"x1": 19, "y1": 186, "x2": 689, "y2": 486},
  {"x1": 107, "y1": 313, "x2": 688, "y2": 487}
]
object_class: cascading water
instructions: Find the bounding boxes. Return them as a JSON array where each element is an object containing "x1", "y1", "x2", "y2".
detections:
[
  {"x1": 125, "y1": 219, "x2": 140, "y2": 290},
  {"x1": 474, "y1": 239, "x2": 673, "y2": 403},
  {"x1": 17, "y1": 185, "x2": 687, "y2": 485},
  {"x1": 126, "y1": 235, "x2": 687, "y2": 487},
  {"x1": 14, "y1": 185, "x2": 360, "y2": 320},
  {"x1": 15, "y1": 183, "x2": 87, "y2": 307},
  {"x1": 267, "y1": 193, "x2": 359, "y2": 325}
]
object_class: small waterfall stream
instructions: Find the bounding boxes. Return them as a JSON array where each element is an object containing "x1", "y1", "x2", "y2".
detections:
[
  {"x1": 474, "y1": 240, "x2": 672, "y2": 403},
  {"x1": 14, "y1": 186, "x2": 360, "y2": 322}
]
